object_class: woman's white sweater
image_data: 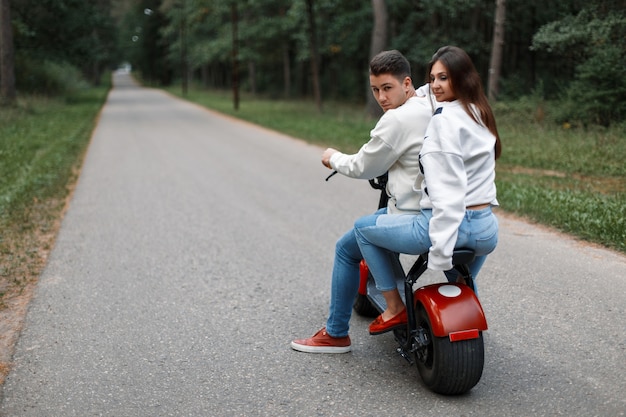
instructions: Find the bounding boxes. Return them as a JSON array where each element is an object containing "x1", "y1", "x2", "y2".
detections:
[{"x1": 417, "y1": 100, "x2": 498, "y2": 270}]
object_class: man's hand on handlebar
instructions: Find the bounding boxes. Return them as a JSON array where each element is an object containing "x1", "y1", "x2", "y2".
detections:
[{"x1": 322, "y1": 148, "x2": 339, "y2": 169}]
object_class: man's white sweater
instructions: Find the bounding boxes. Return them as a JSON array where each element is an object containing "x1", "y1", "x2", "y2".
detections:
[{"x1": 330, "y1": 95, "x2": 432, "y2": 214}]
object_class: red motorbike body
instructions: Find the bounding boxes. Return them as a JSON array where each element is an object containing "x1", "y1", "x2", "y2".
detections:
[{"x1": 414, "y1": 283, "x2": 487, "y2": 340}]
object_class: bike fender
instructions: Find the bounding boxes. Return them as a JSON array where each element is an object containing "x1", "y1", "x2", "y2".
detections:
[
  {"x1": 358, "y1": 260, "x2": 369, "y2": 295},
  {"x1": 414, "y1": 283, "x2": 488, "y2": 338}
]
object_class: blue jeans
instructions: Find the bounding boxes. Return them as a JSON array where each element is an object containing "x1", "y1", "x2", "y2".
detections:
[
  {"x1": 354, "y1": 208, "x2": 498, "y2": 293},
  {"x1": 325, "y1": 208, "x2": 405, "y2": 337}
]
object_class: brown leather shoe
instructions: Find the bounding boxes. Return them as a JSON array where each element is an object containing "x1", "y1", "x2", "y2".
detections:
[
  {"x1": 369, "y1": 309, "x2": 408, "y2": 335},
  {"x1": 291, "y1": 328, "x2": 351, "y2": 353}
]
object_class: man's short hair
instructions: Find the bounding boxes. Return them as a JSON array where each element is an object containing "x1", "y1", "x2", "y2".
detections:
[{"x1": 369, "y1": 50, "x2": 411, "y2": 80}]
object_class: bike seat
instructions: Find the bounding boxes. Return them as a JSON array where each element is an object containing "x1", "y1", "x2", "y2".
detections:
[{"x1": 452, "y1": 249, "x2": 475, "y2": 265}]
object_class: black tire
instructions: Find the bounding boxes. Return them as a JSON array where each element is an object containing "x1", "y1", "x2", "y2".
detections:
[
  {"x1": 353, "y1": 293, "x2": 380, "y2": 318},
  {"x1": 414, "y1": 305, "x2": 484, "y2": 395}
]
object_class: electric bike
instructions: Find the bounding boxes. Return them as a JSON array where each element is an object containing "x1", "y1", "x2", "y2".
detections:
[{"x1": 345, "y1": 173, "x2": 488, "y2": 395}]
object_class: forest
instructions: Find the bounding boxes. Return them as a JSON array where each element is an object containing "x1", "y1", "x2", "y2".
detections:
[{"x1": 1, "y1": 0, "x2": 625, "y2": 126}]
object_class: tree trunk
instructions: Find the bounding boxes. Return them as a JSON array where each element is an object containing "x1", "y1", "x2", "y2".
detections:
[
  {"x1": 201, "y1": 64, "x2": 208, "y2": 87},
  {"x1": 180, "y1": 4, "x2": 188, "y2": 97},
  {"x1": 366, "y1": 0, "x2": 387, "y2": 119},
  {"x1": 305, "y1": 0, "x2": 322, "y2": 112},
  {"x1": 231, "y1": 2, "x2": 240, "y2": 110},
  {"x1": 0, "y1": 0, "x2": 16, "y2": 104},
  {"x1": 282, "y1": 42, "x2": 291, "y2": 98},
  {"x1": 277, "y1": 5, "x2": 291, "y2": 99},
  {"x1": 248, "y1": 61, "x2": 256, "y2": 95},
  {"x1": 488, "y1": 0, "x2": 506, "y2": 102}
]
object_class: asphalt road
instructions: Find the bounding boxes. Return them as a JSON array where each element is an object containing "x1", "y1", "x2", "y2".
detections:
[{"x1": 1, "y1": 72, "x2": 624, "y2": 417}]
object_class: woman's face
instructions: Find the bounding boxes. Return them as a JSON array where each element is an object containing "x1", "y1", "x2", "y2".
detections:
[{"x1": 430, "y1": 60, "x2": 455, "y2": 102}]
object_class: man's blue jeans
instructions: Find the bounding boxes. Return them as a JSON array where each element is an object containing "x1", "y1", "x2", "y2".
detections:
[
  {"x1": 325, "y1": 208, "x2": 405, "y2": 338},
  {"x1": 354, "y1": 207, "x2": 498, "y2": 293}
]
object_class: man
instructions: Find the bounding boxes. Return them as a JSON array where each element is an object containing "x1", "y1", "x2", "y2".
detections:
[{"x1": 291, "y1": 50, "x2": 433, "y2": 353}]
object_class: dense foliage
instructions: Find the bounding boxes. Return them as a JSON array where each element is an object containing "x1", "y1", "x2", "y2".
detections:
[
  {"x1": 4, "y1": 0, "x2": 625, "y2": 126},
  {"x1": 9, "y1": 0, "x2": 118, "y2": 93},
  {"x1": 532, "y1": 3, "x2": 626, "y2": 126}
]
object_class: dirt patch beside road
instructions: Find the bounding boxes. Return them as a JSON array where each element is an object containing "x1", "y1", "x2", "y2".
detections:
[{"x1": 0, "y1": 194, "x2": 71, "y2": 385}]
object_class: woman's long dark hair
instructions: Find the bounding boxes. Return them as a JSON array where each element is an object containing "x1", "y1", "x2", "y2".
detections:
[{"x1": 427, "y1": 46, "x2": 502, "y2": 159}]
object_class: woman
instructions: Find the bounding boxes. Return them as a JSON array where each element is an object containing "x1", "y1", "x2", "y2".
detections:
[{"x1": 354, "y1": 45, "x2": 502, "y2": 335}]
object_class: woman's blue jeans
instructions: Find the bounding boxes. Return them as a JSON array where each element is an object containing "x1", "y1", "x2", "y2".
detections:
[
  {"x1": 326, "y1": 208, "x2": 405, "y2": 338},
  {"x1": 354, "y1": 208, "x2": 498, "y2": 293}
]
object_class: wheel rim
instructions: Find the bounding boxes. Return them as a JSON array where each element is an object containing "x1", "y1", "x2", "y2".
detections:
[{"x1": 415, "y1": 308, "x2": 434, "y2": 369}]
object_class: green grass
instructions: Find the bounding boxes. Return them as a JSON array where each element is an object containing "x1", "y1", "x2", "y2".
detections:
[
  {"x1": 494, "y1": 99, "x2": 626, "y2": 177},
  {"x1": 0, "y1": 84, "x2": 110, "y2": 307},
  {"x1": 493, "y1": 99, "x2": 625, "y2": 251},
  {"x1": 167, "y1": 86, "x2": 626, "y2": 253},
  {"x1": 497, "y1": 174, "x2": 625, "y2": 249},
  {"x1": 0, "y1": 88, "x2": 109, "y2": 222}
]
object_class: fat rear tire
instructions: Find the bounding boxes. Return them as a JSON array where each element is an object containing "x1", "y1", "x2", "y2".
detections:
[
  {"x1": 415, "y1": 305, "x2": 484, "y2": 395},
  {"x1": 353, "y1": 293, "x2": 379, "y2": 318}
]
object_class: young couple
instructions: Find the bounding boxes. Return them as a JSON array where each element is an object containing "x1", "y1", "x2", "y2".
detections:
[{"x1": 292, "y1": 46, "x2": 502, "y2": 353}]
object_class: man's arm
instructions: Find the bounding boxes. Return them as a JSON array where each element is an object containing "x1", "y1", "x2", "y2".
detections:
[{"x1": 327, "y1": 135, "x2": 397, "y2": 180}]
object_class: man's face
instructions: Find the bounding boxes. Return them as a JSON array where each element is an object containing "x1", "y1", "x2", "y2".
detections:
[{"x1": 369, "y1": 73, "x2": 411, "y2": 112}]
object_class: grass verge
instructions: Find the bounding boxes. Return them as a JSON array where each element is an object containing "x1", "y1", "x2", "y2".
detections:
[
  {"x1": 167, "y1": 86, "x2": 626, "y2": 253},
  {"x1": 0, "y1": 83, "x2": 110, "y2": 383}
]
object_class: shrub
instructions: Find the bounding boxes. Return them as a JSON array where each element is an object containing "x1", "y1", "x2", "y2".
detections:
[
  {"x1": 560, "y1": 46, "x2": 626, "y2": 126},
  {"x1": 15, "y1": 54, "x2": 89, "y2": 96},
  {"x1": 532, "y1": 7, "x2": 626, "y2": 127}
]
